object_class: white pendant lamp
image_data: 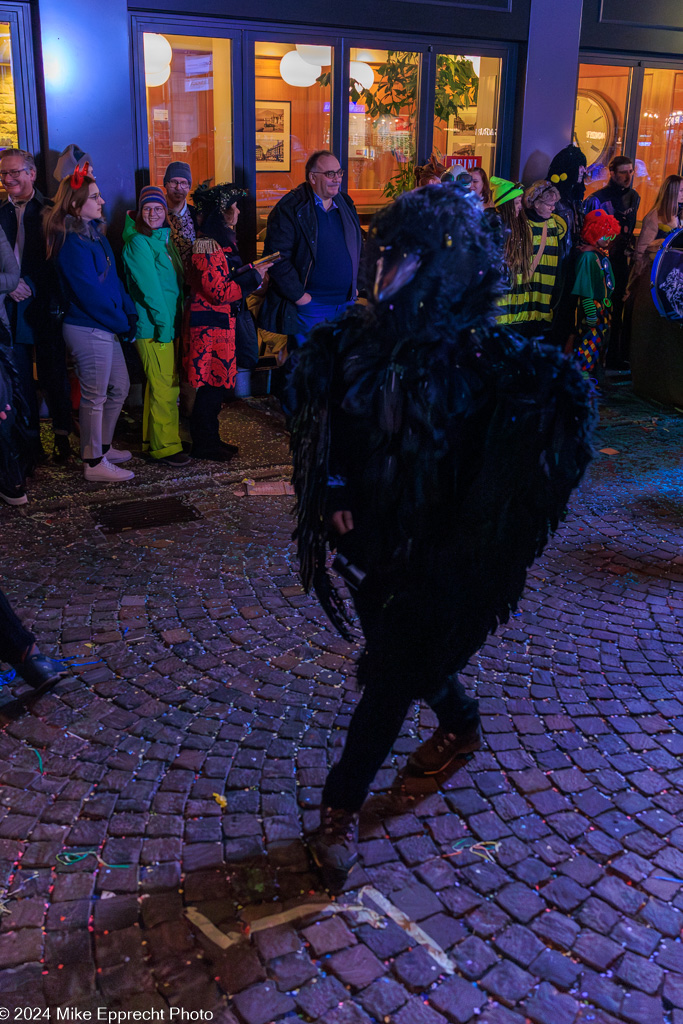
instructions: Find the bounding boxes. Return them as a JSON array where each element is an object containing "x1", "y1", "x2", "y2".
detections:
[
  {"x1": 280, "y1": 50, "x2": 321, "y2": 88},
  {"x1": 144, "y1": 33, "x2": 172, "y2": 87},
  {"x1": 146, "y1": 64, "x2": 171, "y2": 88},
  {"x1": 350, "y1": 60, "x2": 374, "y2": 91},
  {"x1": 296, "y1": 44, "x2": 332, "y2": 67}
]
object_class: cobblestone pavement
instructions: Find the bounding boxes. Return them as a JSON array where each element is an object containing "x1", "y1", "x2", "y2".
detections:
[{"x1": 1, "y1": 390, "x2": 683, "y2": 1024}]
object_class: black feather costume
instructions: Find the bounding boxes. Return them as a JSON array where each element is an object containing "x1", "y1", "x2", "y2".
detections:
[
  {"x1": 292, "y1": 183, "x2": 593, "y2": 658},
  {"x1": 291, "y1": 183, "x2": 595, "y2": 824}
]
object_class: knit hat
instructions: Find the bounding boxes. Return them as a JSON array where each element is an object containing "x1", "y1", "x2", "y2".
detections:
[
  {"x1": 524, "y1": 180, "x2": 560, "y2": 210},
  {"x1": 54, "y1": 144, "x2": 92, "y2": 182},
  {"x1": 489, "y1": 177, "x2": 524, "y2": 208},
  {"x1": 548, "y1": 144, "x2": 588, "y2": 203},
  {"x1": 163, "y1": 161, "x2": 192, "y2": 185},
  {"x1": 138, "y1": 185, "x2": 168, "y2": 211}
]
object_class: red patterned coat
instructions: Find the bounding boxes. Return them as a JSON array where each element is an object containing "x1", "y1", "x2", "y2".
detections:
[{"x1": 185, "y1": 238, "x2": 255, "y2": 389}]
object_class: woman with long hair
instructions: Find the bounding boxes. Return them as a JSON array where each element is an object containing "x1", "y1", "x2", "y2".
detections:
[
  {"x1": 627, "y1": 174, "x2": 683, "y2": 404},
  {"x1": 185, "y1": 183, "x2": 269, "y2": 461},
  {"x1": 122, "y1": 185, "x2": 189, "y2": 468},
  {"x1": 486, "y1": 177, "x2": 531, "y2": 287},
  {"x1": 43, "y1": 165, "x2": 137, "y2": 483},
  {"x1": 470, "y1": 167, "x2": 492, "y2": 207}
]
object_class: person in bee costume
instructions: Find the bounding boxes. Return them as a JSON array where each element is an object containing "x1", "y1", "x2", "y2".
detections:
[{"x1": 290, "y1": 184, "x2": 594, "y2": 893}]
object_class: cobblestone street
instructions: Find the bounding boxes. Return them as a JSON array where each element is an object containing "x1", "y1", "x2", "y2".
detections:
[{"x1": 1, "y1": 390, "x2": 683, "y2": 1024}]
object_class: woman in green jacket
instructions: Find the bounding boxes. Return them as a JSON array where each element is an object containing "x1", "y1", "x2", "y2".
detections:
[{"x1": 122, "y1": 186, "x2": 190, "y2": 467}]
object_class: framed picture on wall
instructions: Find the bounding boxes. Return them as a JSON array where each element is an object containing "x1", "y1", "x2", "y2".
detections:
[{"x1": 255, "y1": 101, "x2": 291, "y2": 172}]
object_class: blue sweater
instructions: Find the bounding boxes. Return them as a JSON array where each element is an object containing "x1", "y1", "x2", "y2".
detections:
[
  {"x1": 307, "y1": 204, "x2": 353, "y2": 304},
  {"x1": 56, "y1": 221, "x2": 135, "y2": 334}
]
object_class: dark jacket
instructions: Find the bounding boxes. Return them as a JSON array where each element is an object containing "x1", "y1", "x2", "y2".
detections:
[
  {"x1": 258, "y1": 183, "x2": 362, "y2": 335},
  {"x1": 55, "y1": 217, "x2": 136, "y2": 335},
  {"x1": 584, "y1": 182, "x2": 640, "y2": 262},
  {"x1": 0, "y1": 189, "x2": 57, "y2": 345}
]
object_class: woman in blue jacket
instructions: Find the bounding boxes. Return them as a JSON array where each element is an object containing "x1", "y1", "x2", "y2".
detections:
[{"x1": 43, "y1": 166, "x2": 137, "y2": 484}]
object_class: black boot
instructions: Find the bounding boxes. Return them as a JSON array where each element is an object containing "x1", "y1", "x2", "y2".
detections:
[{"x1": 307, "y1": 806, "x2": 359, "y2": 893}]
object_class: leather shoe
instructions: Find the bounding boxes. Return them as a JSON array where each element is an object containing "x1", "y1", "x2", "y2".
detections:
[{"x1": 12, "y1": 652, "x2": 68, "y2": 692}]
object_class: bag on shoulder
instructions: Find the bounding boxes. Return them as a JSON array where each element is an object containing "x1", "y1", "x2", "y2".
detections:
[{"x1": 234, "y1": 303, "x2": 259, "y2": 369}]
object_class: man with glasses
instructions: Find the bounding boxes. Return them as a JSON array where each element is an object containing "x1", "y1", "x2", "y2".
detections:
[
  {"x1": 0, "y1": 148, "x2": 72, "y2": 464},
  {"x1": 163, "y1": 161, "x2": 197, "y2": 270},
  {"x1": 259, "y1": 149, "x2": 362, "y2": 414}
]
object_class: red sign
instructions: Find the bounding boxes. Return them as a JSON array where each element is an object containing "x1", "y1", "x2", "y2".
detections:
[{"x1": 444, "y1": 155, "x2": 482, "y2": 170}]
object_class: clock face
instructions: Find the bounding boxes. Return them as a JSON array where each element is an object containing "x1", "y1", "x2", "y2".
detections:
[{"x1": 573, "y1": 89, "x2": 615, "y2": 168}]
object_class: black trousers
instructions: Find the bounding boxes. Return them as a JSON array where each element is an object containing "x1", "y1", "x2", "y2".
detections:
[
  {"x1": 0, "y1": 587, "x2": 34, "y2": 665},
  {"x1": 190, "y1": 384, "x2": 229, "y2": 451},
  {"x1": 322, "y1": 535, "x2": 480, "y2": 813},
  {"x1": 13, "y1": 334, "x2": 72, "y2": 443}
]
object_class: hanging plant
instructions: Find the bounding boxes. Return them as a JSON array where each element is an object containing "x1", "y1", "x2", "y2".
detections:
[{"x1": 317, "y1": 54, "x2": 479, "y2": 198}]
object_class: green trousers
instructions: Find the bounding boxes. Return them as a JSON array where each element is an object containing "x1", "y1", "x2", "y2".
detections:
[{"x1": 135, "y1": 338, "x2": 183, "y2": 459}]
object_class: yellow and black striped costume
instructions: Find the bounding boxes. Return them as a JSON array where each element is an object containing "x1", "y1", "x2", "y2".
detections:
[{"x1": 497, "y1": 214, "x2": 567, "y2": 324}]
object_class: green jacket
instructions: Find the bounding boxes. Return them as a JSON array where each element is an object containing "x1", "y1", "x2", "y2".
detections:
[{"x1": 122, "y1": 214, "x2": 183, "y2": 344}]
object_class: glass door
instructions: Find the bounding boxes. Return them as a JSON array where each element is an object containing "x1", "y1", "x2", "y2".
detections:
[
  {"x1": 574, "y1": 63, "x2": 632, "y2": 197},
  {"x1": 635, "y1": 68, "x2": 683, "y2": 216},
  {"x1": 432, "y1": 53, "x2": 501, "y2": 180},
  {"x1": 346, "y1": 47, "x2": 421, "y2": 222},
  {"x1": 143, "y1": 32, "x2": 234, "y2": 190},
  {"x1": 253, "y1": 40, "x2": 334, "y2": 249}
]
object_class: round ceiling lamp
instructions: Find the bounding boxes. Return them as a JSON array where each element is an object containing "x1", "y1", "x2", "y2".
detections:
[
  {"x1": 280, "y1": 50, "x2": 321, "y2": 88},
  {"x1": 145, "y1": 64, "x2": 171, "y2": 88},
  {"x1": 296, "y1": 44, "x2": 332, "y2": 67},
  {"x1": 144, "y1": 33, "x2": 172, "y2": 75},
  {"x1": 350, "y1": 60, "x2": 374, "y2": 91}
]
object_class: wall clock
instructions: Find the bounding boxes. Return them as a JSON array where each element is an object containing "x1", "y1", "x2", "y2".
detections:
[{"x1": 573, "y1": 89, "x2": 616, "y2": 167}]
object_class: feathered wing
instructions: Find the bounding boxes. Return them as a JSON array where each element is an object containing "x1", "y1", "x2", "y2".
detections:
[
  {"x1": 290, "y1": 319, "x2": 353, "y2": 637},
  {"x1": 436, "y1": 330, "x2": 595, "y2": 670}
]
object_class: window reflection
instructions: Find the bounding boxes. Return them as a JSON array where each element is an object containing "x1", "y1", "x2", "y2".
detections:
[
  {"x1": 144, "y1": 33, "x2": 233, "y2": 190},
  {"x1": 254, "y1": 41, "x2": 332, "y2": 249},
  {"x1": 347, "y1": 48, "x2": 420, "y2": 221},
  {"x1": 636, "y1": 68, "x2": 683, "y2": 217},
  {"x1": 433, "y1": 55, "x2": 500, "y2": 179}
]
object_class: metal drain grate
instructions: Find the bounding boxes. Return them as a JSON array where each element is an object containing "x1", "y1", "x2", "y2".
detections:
[{"x1": 94, "y1": 496, "x2": 202, "y2": 533}]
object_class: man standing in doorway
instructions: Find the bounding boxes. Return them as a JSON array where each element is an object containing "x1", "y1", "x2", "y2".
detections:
[
  {"x1": 259, "y1": 150, "x2": 362, "y2": 414},
  {"x1": 0, "y1": 148, "x2": 72, "y2": 464},
  {"x1": 163, "y1": 161, "x2": 197, "y2": 270},
  {"x1": 584, "y1": 155, "x2": 640, "y2": 368}
]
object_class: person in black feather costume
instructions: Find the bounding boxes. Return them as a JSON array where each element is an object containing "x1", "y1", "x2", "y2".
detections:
[{"x1": 290, "y1": 183, "x2": 595, "y2": 893}]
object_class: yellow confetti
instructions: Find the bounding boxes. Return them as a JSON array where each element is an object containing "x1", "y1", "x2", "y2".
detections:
[{"x1": 212, "y1": 792, "x2": 227, "y2": 809}]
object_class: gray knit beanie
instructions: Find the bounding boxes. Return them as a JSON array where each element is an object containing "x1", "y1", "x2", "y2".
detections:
[{"x1": 163, "y1": 161, "x2": 192, "y2": 185}]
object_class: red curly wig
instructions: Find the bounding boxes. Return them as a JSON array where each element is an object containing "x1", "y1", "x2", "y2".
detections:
[{"x1": 580, "y1": 208, "x2": 621, "y2": 247}]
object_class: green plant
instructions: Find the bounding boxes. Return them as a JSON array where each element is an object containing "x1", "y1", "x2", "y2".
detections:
[{"x1": 318, "y1": 53, "x2": 479, "y2": 198}]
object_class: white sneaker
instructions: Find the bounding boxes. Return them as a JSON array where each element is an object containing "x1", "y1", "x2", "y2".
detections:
[
  {"x1": 83, "y1": 457, "x2": 135, "y2": 483},
  {"x1": 0, "y1": 487, "x2": 28, "y2": 506},
  {"x1": 105, "y1": 448, "x2": 132, "y2": 464}
]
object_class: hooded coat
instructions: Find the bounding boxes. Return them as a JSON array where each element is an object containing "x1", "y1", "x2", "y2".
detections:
[{"x1": 122, "y1": 214, "x2": 183, "y2": 345}]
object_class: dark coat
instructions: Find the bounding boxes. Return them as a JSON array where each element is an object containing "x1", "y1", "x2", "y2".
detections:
[
  {"x1": 55, "y1": 218, "x2": 136, "y2": 335},
  {"x1": 0, "y1": 189, "x2": 58, "y2": 346},
  {"x1": 258, "y1": 183, "x2": 362, "y2": 336}
]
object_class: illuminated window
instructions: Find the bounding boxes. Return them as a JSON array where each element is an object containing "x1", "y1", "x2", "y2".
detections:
[
  {"x1": 347, "y1": 48, "x2": 420, "y2": 219},
  {"x1": 254, "y1": 41, "x2": 333, "y2": 247},
  {"x1": 144, "y1": 33, "x2": 233, "y2": 190},
  {"x1": 574, "y1": 64, "x2": 630, "y2": 196},
  {"x1": 433, "y1": 54, "x2": 501, "y2": 180},
  {"x1": 0, "y1": 24, "x2": 18, "y2": 153},
  {"x1": 635, "y1": 68, "x2": 683, "y2": 218}
]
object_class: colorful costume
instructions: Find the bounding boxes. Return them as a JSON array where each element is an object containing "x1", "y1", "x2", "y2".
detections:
[
  {"x1": 291, "y1": 184, "x2": 595, "y2": 892},
  {"x1": 571, "y1": 209, "x2": 620, "y2": 374}
]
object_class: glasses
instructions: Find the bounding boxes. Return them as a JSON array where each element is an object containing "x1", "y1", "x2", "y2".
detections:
[
  {"x1": 87, "y1": 192, "x2": 102, "y2": 201},
  {"x1": 167, "y1": 179, "x2": 190, "y2": 190},
  {"x1": 311, "y1": 168, "x2": 344, "y2": 180},
  {"x1": 0, "y1": 168, "x2": 30, "y2": 179}
]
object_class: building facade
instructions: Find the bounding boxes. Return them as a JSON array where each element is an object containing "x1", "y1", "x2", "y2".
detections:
[{"x1": 1, "y1": 0, "x2": 683, "y2": 253}]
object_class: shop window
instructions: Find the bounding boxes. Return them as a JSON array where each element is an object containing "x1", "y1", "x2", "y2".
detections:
[
  {"x1": 574, "y1": 64, "x2": 630, "y2": 196},
  {"x1": 432, "y1": 55, "x2": 500, "y2": 180},
  {"x1": 0, "y1": 24, "x2": 18, "y2": 153},
  {"x1": 144, "y1": 33, "x2": 233, "y2": 190},
  {"x1": 635, "y1": 68, "x2": 683, "y2": 219},
  {"x1": 254, "y1": 41, "x2": 332, "y2": 245},
  {"x1": 347, "y1": 48, "x2": 420, "y2": 220}
]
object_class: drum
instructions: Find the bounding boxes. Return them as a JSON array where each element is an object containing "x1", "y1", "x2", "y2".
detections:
[{"x1": 651, "y1": 226, "x2": 683, "y2": 321}]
